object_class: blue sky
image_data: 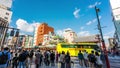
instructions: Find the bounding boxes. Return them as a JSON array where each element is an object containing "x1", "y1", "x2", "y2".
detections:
[{"x1": 10, "y1": 0, "x2": 115, "y2": 44}]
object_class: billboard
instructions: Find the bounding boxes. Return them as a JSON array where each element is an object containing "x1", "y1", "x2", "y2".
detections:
[{"x1": 0, "y1": 0, "x2": 12, "y2": 8}]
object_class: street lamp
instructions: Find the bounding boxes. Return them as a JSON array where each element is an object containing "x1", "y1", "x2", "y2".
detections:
[{"x1": 95, "y1": 6, "x2": 110, "y2": 68}]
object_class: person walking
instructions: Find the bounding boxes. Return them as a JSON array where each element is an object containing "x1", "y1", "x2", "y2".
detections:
[
  {"x1": 60, "y1": 51, "x2": 65, "y2": 68},
  {"x1": 56, "y1": 52, "x2": 59, "y2": 63},
  {"x1": 83, "y1": 50, "x2": 88, "y2": 67},
  {"x1": 0, "y1": 47, "x2": 11, "y2": 68},
  {"x1": 12, "y1": 53, "x2": 18, "y2": 68},
  {"x1": 50, "y1": 51, "x2": 55, "y2": 66},
  {"x1": 95, "y1": 52, "x2": 103, "y2": 68},
  {"x1": 44, "y1": 51, "x2": 50, "y2": 66},
  {"x1": 35, "y1": 50, "x2": 40, "y2": 68},
  {"x1": 39, "y1": 51, "x2": 43, "y2": 66},
  {"x1": 18, "y1": 50, "x2": 28, "y2": 68},
  {"x1": 88, "y1": 51, "x2": 96, "y2": 68},
  {"x1": 28, "y1": 50, "x2": 34, "y2": 68},
  {"x1": 78, "y1": 50, "x2": 84, "y2": 67},
  {"x1": 65, "y1": 51, "x2": 71, "y2": 68}
]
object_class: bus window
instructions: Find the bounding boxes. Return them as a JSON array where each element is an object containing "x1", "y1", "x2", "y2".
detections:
[
  {"x1": 83, "y1": 45, "x2": 89, "y2": 48},
  {"x1": 69, "y1": 45, "x2": 75, "y2": 48},
  {"x1": 91, "y1": 45, "x2": 99, "y2": 49},
  {"x1": 76, "y1": 45, "x2": 82, "y2": 48},
  {"x1": 61, "y1": 45, "x2": 69, "y2": 48}
]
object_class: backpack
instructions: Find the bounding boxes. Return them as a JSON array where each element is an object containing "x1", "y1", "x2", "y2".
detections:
[
  {"x1": 89, "y1": 54, "x2": 96, "y2": 62},
  {"x1": 19, "y1": 53, "x2": 26, "y2": 62},
  {"x1": 29, "y1": 52, "x2": 34, "y2": 58},
  {"x1": 12, "y1": 57, "x2": 18, "y2": 63},
  {"x1": 65, "y1": 55, "x2": 70, "y2": 63},
  {"x1": 0, "y1": 52, "x2": 8, "y2": 64}
]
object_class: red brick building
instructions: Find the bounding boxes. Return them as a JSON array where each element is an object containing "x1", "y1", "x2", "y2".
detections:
[{"x1": 35, "y1": 23, "x2": 54, "y2": 46}]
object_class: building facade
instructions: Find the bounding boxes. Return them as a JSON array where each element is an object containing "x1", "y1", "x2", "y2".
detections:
[
  {"x1": 110, "y1": 0, "x2": 120, "y2": 49},
  {"x1": 22, "y1": 35, "x2": 33, "y2": 48},
  {"x1": 0, "y1": 1, "x2": 12, "y2": 49},
  {"x1": 63, "y1": 29, "x2": 77, "y2": 43},
  {"x1": 34, "y1": 23, "x2": 54, "y2": 46}
]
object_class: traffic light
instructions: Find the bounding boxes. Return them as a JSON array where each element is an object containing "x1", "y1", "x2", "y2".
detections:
[
  {"x1": 15, "y1": 30, "x2": 19, "y2": 37},
  {"x1": 10, "y1": 29, "x2": 14, "y2": 36}
]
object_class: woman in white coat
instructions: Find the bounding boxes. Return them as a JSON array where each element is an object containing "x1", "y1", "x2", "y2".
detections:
[{"x1": 95, "y1": 52, "x2": 103, "y2": 68}]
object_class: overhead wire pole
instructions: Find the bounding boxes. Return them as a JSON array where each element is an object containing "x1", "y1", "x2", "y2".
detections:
[{"x1": 95, "y1": 6, "x2": 110, "y2": 68}]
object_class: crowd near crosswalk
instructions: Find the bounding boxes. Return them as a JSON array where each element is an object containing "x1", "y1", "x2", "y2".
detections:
[{"x1": 1, "y1": 47, "x2": 120, "y2": 68}]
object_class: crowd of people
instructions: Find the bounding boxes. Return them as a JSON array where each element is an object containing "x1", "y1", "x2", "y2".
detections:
[
  {"x1": 78, "y1": 50, "x2": 104, "y2": 68},
  {"x1": 0, "y1": 46, "x2": 106, "y2": 68}
]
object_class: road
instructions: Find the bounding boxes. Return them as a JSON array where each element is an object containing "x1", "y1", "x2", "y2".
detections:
[{"x1": 109, "y1": 56, "x2": 120, "y2": 68}]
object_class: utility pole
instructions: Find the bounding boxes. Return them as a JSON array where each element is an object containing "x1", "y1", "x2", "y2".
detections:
[{"x1": 95, "y1": 6, "x2": 110, "y2": 68}]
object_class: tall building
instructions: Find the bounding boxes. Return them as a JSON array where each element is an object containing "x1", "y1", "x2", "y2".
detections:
[
  {"x1": 34, "y1": 23, "x2": 54, "y2": 46},
  {"x1": 0, "y1": 1, "x2": 12, "y2": 48},
  {"x1": 74, "y1": 34, "x2": 100, "y2": 43},
  {"x1": 108, "y1": 38, "x2": 116, "y2": 50},
  {"x1": 110, "y1": 0, "x2": 120, "y2": 49},
  {"x1": 63, "y1": 29, "x2": 77, "y2": 43},
  {"x1": 22, "y1": 35, "x2": 33, "y2": 48}
]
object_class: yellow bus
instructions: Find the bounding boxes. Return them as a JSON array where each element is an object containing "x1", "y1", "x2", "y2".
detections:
[{"x1": 56, "y1": 43, "x2": 100, "y2": 56}]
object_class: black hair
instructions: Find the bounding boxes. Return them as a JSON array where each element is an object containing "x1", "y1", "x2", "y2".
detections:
[
  {"x1": 4, "y1": 47, "x2": 9, "y2": 51},
  {"x1": 91, "y1": 51, "x2": 94, "y2": 53},
  {"x1": 95, "y1": 52, "x2": 99, "y2": 56},
  {"x1": 62, "y1": 51, "x2": 65, "y2": 54}
]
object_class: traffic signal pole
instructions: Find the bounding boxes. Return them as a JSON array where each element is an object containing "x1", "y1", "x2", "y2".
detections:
[
  {"x1": 0, "y1": 25, "x2": 19, "y2": 50},
  {"x1": 0, "y1": 23, "x2": 9, "y2": 50},
  {"x1": 95, "y1": 6, "x2": 110, "y2": 68}
]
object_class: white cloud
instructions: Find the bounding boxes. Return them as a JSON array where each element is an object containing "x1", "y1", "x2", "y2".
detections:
[
  {"x1": 80, "y1": 26, "x2": 84, "y2": 30},
  {"x1": 86, "y1": 16, "x2": 102, "y2": 25},
  {"x1": 73, "y1": 8, "x2": 80, "y2": 18},
  {"x1": 77, "y1": 31, "x2": 91, "y2": 37},
  {"x1": 56, "y1": 28, "x2": 73, "y2": 36},
  {"x1": 88, "y1": 2, "x2": 101, "y2": 9},
  {"x1": 16, "y1": 19, "x2": 40, "y2": 33},
  {"x1": 92, "y1": 18, "x2": 97, "y2": 23},
  {"x1": 56, "y1": 30, "x2": 63, "y2": 37},
  {"x1": 86, "y1": 21, "x2": 92, "y2": 25},
  {"x1": 103, "y1": 35, "x2": 110, "y2": 40},
  {"x1": 64, "y1": 28, "x2": 72, "y2": 31},
  {"x1": 103, "y1": 31, "x2": 114, "y2": 40},
  {"x1": 104, "y1": 31, "x2": 114, "y2": 36}
]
